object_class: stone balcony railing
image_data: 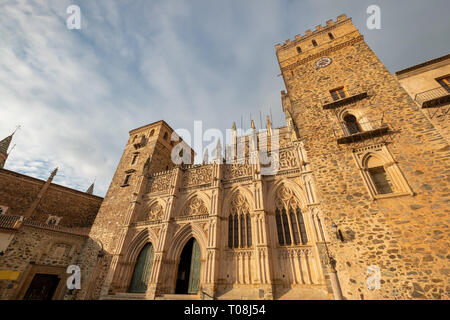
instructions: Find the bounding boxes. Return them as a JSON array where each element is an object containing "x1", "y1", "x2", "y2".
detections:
[{"x1": 414, "y1": 86, "x2": 450, "y2": 108}]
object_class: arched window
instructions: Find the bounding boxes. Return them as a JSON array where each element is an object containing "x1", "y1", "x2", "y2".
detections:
[
  {"x1": 149, "y1": 129, "x2": 155, "y2": 137},
  {"x1": 328, "y1": 32, "x2": 335, "y2": 40},
  {"x1": 163, "y1": 132, "x2": 168, "y2": 140},
  {"x1": 129, "y1": 243, "x2": 154, "y2": 293},
  {"x1": 312, "y1": 39, "x2": 318, "y2": 47},
  {"x1": 227, "y1": 194, "x2": 252, "y2": 249},
  {"x1": 344, "y1": 114, "x2": 361, "y2": 135},
  {"x1": 296, "y1": 46, "x2": 302, "y2": 53},
  {"x1": 354, "y1": 145, "x2": 413, "y2": 199},
  {"x1": 275, "y1": 186, "x2": 308, "y2": 246},
  {"x1": 367, "y1": 156, "x2": 394, "y2": 194}
]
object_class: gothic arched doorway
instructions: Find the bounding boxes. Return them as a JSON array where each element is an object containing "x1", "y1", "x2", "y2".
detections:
[
  {"x1": 128, "y1": 243, "x2": 154, "y2": 293},
  {"x1": 175, "y1": 238, "x2": 201, "y2": 294}
]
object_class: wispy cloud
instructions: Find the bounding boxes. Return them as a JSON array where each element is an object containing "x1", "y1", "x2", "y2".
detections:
[{"x1": 1, "y1": 0, "x2": 449, "y2": 196}]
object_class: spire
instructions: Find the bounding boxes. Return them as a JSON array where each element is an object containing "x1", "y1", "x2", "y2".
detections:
[
  {"x1": 0, "y1": 126, "x2": 21, "y2": 168},
  {"x1": 266, "y1": 115, "x2": 272, "y2": 135},
  {"x1": 232, "y1": 122, "x2": 237, "y2": 131},
  {"x1": 214, "y1": 139, "x2": 223, "y2": 164},
  {"x1": 203, "y1": 148, "x2": 209, "y2": 164},
  {"x1": 251, "y1": 119, "x2": 256, "y2": 130},
  {"x1": 0, "y1": 135, "x2": 13, "y2": 169},
  {"x1": 0, "y1": 135, "x2": 12, "y2": 155},
  {"x1": 86, "y1": 183, "x2": 95, "y2": 195},
  {"x1": 24, "y1": 167, "x2": 58, "y2": 219}
]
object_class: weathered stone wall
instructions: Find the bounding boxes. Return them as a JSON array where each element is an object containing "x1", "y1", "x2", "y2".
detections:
[
  {"x1": 396, "y1": 56, "x2": 450, "y2": 144},
  {"x1": 0, "y1": 169, "x2": 102, "y2": 228},
  {"x1": 276, "y1": 15, "x2": 449, "y2": 300},
  {"x1": 0, "y1": 225, "x2": 87, "y2": 300}
]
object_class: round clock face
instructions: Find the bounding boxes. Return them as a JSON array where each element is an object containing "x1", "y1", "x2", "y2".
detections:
[{"x1": 316, "y1": 57, "x2": 332, "y2": 68}]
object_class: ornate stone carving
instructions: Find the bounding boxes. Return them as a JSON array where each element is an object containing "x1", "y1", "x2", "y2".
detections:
[
  {"x1": 278, "y1": 149, "x2": 298, "y2": 169},
  {"x1": 145, "y1": 202, "x2": 164, "y2": 221},
  {"x1": 224, "y1": 164, "x2": 252, "y2": 180},
  {"x1": 148, "y1": 173, "x2": 173, "y2": 194},
  {"x1": 275, "y1": 185, "x2": 300, "y2": 210},
  {"x1": 181, "y1": 196, "x2": 209, "y2": 216},
  {"x1": 182, "y1": 166, "x2": 213, "y2": 187},
  {"x1": 230, "y1": 193, "x2": 250, "y2": 214}
]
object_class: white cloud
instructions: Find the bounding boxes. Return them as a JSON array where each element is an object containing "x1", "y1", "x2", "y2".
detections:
[{"x1": 0, "y1": 0, "x2": 448, "y2": 196}]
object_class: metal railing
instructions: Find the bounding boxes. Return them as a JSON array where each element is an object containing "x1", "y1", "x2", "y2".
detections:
[
  {"x1": 333, "y1": 118, "x2": 389, "y2": 144},
  {"x1": 320, "y1": 85, "x2": 369, "y2": 109},
  {"x1": 415, "y1": 86, "x2": 450, "y2": 108}
]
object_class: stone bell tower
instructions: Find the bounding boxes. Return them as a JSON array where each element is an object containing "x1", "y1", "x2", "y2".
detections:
[
  {"x1": 76, "y1": 120, "x2": 194, "y2": 299},
  {"x1": 275, "y1": 14, "x2": 449, "y2": 299}
]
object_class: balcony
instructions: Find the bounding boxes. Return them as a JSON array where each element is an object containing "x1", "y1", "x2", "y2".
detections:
[
  {"x1": 321, "y1": 86, "x2": 369, "y2": 110},
  {"x1": 415, "y1": 86, "x2": 450, "y2": 108},
  {"x1": 333, "y1": 119, "x2": 390, "y2": 144}
]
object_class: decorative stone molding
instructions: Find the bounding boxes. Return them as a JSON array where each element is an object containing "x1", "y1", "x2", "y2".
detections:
[
  {"x1": 352, "y1": 143, "x2": 414, "y2": 199},
  {"x1": 223, "y1": 164, "x2": 252, "y2": 181},
  {"x1": 145, "y1": 202, "x2": 164, "y2": 221},
  {"x1": 182, "y1": 166, "x2": 213, "y2": 187},
  {"x1": 230, "y1": 193, "x2": 250, "y2": 214},
  {"x1": 147, "y1": 172, "x2": 173, "y2": 194},
  {"x1": 181, "y1": 196, "x2": 209, "y2": 216}
]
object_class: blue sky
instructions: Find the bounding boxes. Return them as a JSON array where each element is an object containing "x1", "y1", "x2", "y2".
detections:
[{"x1": 1, "y1": 0, "x2": 449, "y2": 196}]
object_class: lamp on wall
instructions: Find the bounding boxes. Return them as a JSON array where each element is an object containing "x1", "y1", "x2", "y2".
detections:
[{"x1": 331, "y1": 222, "x2": 344, "y2": 242}]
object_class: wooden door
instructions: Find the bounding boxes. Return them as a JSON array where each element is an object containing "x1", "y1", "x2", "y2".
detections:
[
  {"x1": 129, "y1": 243, "x2": 154, "y2": 293},
  {"x1": 23, "y1": 274, "x2": 60, "y2": 300},
  {"x1": 187, "y1": 240, "x2": 201, "y2": 294}
]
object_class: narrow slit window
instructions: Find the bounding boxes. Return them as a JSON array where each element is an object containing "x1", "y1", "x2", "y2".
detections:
[
  {"x1": 290, "y1": 209, "x2": 300, "y2": 245},
  {"x1": 275, "y1": 209, "x2": 285, "y2": 245},
  {"x1": 282, "y1": 209, "x2": 292, "y2": 245},
  {"x1": 296, "y1": 208, "x2": 308, "y2": 244},
  {"x1": 233, "y1": 213, "x2": 239, "y2": 248},
  {"x1": 240, "y1": 214, "x2": 246, "y2": 248},
  {"x1": 228, "y1": 214, "x2": 233, "y2": 248},
  {"x1": 246, "y1": 213, "x2": 252, "y2": 247},
  {"x1": 123, "y1": 174, "x2": 131, "y2": 186},
  {"x1": 131, "y1": 154, "x2": 138, "y2": 165}
]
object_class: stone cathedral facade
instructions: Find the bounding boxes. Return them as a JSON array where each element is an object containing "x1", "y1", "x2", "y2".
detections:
[
  {"x1": 72, "y1": 14, "x2": 449, "y2": 301},
  {"x1": 1, "y1": 14, "x2": 448, "y2": 300}
]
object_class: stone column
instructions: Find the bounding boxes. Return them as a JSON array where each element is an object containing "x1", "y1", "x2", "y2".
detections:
[
  {"x1": 201, "y1": 163, "x2": 222, "y2": 299},
  {"x1": 146, "y1": 167, "x2": 182, "y2": 299}
]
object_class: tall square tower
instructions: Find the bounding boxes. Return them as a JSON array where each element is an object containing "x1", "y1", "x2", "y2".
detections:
[{"x1": 276, "y1": 14, "x2": 449, "y2": 299}]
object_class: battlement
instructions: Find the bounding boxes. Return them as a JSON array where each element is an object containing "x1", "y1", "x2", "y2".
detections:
[{"x1": 275, "y1": 14, "x2": 350, "y2": 51}]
